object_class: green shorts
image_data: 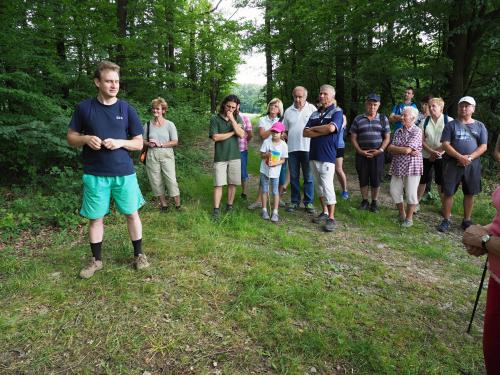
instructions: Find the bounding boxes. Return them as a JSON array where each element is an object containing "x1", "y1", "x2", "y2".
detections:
[{"x1": 80, "y1": 174, "x2": 145, "y2": 219}]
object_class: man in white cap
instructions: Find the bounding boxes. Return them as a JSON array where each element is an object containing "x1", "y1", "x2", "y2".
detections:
[{"x1": 438, "y1": 96, "x2": 488, "y2": 232}]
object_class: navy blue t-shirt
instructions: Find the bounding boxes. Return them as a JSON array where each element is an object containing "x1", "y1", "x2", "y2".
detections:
[
  {"x1": 69, "y1": 98, "x2": 143, "y2": 176},
  {"x1": 305, "y1": 104, "x2": 343, "y2": 163}
]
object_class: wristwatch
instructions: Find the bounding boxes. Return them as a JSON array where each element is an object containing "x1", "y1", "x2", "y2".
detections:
[{"x1": 481, "y1": 234, "x2": 491, "y2": 251}]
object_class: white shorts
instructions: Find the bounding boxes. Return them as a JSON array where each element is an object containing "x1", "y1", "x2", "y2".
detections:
[
  {"x1": 310, "y1": 160, "x2": 336, "y2": 205},
  {"x1": 390, "y1": 175, "x2": 420, "y2": 205}
]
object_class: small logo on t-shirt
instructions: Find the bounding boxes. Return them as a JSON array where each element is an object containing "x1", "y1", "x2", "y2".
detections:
[{"x1": 116, "y1": 116, "x2": 124, "y2": 120}]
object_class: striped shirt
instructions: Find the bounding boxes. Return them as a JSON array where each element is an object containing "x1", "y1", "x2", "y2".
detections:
[{"x1": 350, "y1": 113, "x2": 390, "y2": 150}]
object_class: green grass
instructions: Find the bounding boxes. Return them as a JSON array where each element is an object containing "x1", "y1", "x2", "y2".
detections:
[{"x1": 0, "y1": 142, "x2": 496, "y2": 374}]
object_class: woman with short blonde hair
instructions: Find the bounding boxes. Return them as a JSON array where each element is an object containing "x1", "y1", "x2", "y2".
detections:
[
  {"x1": 143, "y1": 97, "x2": 181, "y2": 211},
  {"x1": 417, "y1": 97, "x2": 452, "y2": 207}
]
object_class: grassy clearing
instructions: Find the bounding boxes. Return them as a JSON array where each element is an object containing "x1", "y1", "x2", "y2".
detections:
[{"x1": 0, "y1": 132, "x2": 495, "y2": 374}]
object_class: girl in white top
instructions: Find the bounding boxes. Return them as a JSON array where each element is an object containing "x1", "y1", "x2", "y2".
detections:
[
  {"x1": 259, "y1": 122, "x2": 288, "y2": 222},
  {"x1": 248, "y1": 98, "x2": 284, "y2": 209}
]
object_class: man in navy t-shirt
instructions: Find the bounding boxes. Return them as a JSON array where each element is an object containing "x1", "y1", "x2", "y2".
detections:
[
  {"x1": 303, "y1": 84, "x2": 343, "y2": 232},
  {"x1": 389, "y1": 87, "x2": 418, "y2": 132},
  {"x1": 437, "y1": 96, "x2": 488, "y2": 233},
  {"x1": 67, "y1": 61, "x2": 149, "y2": 278}
]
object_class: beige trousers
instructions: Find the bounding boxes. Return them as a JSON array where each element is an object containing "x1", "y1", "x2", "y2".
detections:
[{"x1": 146, "y1": 148, "x2": 180, "y2": 197}]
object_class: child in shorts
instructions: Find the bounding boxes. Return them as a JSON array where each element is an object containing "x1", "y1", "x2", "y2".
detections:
[{"x1": 259, "y1": 121, "x2": 288, "y2": 222}]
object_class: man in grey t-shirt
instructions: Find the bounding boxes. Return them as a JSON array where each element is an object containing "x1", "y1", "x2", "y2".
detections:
[{"x1": 437, "y1": 96, "x2": 488, "y2": 232}]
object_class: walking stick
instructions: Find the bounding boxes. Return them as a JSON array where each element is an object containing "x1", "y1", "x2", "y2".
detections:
[{"x1": 467, "y1": 256, "x2": 488, "y2": 334}]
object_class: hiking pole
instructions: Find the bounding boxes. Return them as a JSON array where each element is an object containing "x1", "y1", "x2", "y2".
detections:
[{"x1": 467, "y1": 256, "x2": 488, "y2": 334}]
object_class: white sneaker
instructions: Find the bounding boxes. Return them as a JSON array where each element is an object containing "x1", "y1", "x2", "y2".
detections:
[
  {"x1": 271, "y1": 212, "x2": 279, "y2": 222},
  {"x1": 261, "y1": 210, "x2": 270, "y2": 220}
]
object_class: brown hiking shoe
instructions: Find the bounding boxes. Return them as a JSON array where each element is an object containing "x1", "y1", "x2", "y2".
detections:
[
  {"x1": 79, "y1": 257, "x2": 103, "y2": 279},
  {"x1": 134, "y1": 254, "x2": 150, "y2": 270}
]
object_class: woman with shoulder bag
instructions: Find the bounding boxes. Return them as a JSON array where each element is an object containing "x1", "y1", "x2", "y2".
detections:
[{"x1": 144, "y1": 97, "x2": 181, "y2": 212}]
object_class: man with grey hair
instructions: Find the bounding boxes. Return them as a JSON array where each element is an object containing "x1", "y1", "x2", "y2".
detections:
[
  {"x1": 303, "y1": 85, "x2": 343, "y2": 232},
  {"x1": 438, "y1": 96, "x2": 488, "y2": 233},
  {"x1": 283, "y1": 86, "x2": 317, "y2": 213}
]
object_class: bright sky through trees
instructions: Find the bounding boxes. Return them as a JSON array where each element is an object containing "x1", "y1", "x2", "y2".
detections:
[{"x1": 217, "y1": 0, "x2": 266, "y2": 85}]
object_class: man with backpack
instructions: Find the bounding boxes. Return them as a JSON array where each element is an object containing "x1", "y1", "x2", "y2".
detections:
[
  {"x1": 67, "y1": 61, "x2": 149, "y2": 278},
  {"x1": 350, "y1": 94, "x2": 391, "y2": 212},
  {"x1": 438, "y1": 96, "x2": 488, "y2": 233},
  {"x1": 417, "y1": 97, "x2": 452, "y2": 207}
]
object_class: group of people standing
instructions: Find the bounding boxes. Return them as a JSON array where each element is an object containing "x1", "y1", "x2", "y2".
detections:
[
  {"x1": 66, "y1": 59, "x2": 499, "y2": 374},
  {"x1": 210, "y1": 85, "x2": 346, "y2": 232},
  {"x1": 210, "y1": 84, "x2": 493, "y2": 233}
]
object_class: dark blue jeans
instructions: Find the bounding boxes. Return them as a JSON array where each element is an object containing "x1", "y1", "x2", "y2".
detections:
[{"x1": 288, "y1": 151, "x2": 314, "y2": 205}]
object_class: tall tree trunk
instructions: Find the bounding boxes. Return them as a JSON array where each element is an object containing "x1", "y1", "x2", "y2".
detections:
[
  {"x1": 165, "y1": 3, "x2": 175, "y2": 88},
  {"x1": 445, "y1": 1, "x2": 499, "y2": 116},
  {"x1": 264, "y1": 0, "x2": 273, "y2": 103},
  {"x1": 116, "y1": 0, "x2": 127, "y2": 90},
  {"x1": 335, "y1": 36, "x2": 345, "y2": 109},
  {"x1": 349, "y1": 35, "x2": 358, "y2": 123}
]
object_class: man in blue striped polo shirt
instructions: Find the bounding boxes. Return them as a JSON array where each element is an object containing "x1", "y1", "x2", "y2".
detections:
[{"x1": 350, "y1": 94, "x2": 391, "y2": 212}]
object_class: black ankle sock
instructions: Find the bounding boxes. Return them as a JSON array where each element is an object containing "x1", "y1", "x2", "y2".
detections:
[
  {"x1": 132, "y1": 239, "x2": 142, "y2": 257},
  {"x1": 90, "y1": 242, "x2": 102, "y2": 261}
]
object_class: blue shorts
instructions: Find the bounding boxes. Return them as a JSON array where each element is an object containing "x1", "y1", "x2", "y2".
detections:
[
  {"x1": 260, "y1": 173, "x2": 279, "y2": 196},
  {"x1": 240, "y1": 150, "x2": 249, "y2": 182},
  {"x1": 80, "y1": 174, "x2": 145, "y2": 219}
]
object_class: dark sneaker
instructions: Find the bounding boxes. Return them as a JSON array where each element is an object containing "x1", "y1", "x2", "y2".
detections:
[
  {"x1": 175, "y1": 205, "x2": 182, "y2": 211},
  {"x1": 241, "y1": 193, "x2": 247, "y2": 200},
  {"x1": 79, "y1": 257, "x2": 103, "y2": 279},
  {"x1": 160, "y1": 205, "x2": 169, "y2": 213},
  {"x1": 312, "y1": 212, "x2": 328, "y2": 224},
  {"x1": 437, "y1": 218, "x2": 451, "y2": 233},
  {"x1": 270, "y1": 212, "x2": 279, "y2": 223},
  {"x1": 369, "y1": 200, "x2": 379, "y2": 212},
  {"x1": 134, "y1": 254, "x2": 150, "y2": 270},
  {"x1": 212, "y1": 208, "x2": 221, "y2": 220},
  {"x1": 360, "y1": 199, "x2": 369, "y2": 210},
  {"x1": 286, "y1": 203, "x2": 299, "y2": 212},
  {"x1": 461, "y1": 219, "x2": 473, "y2": 230},
  {"x1": 305, "y1": 203, "x2": 316, "y2": 214},
  {"x1": 324, "y1": 218, "x2": 336, "y2": 232},
  {"x1": 226, "y1": 204, "x2": 234, "y2": 212}
]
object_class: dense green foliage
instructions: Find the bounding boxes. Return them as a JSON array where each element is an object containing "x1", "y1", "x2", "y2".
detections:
[
  {"x1": 245, "y1": 0, "x2": 499, "y2": 146},
  {"x1": 0, "y1": 0, "x2": 245, "y2": 182},
  {"x1": 0, "y1": 107, "x2": 209, "y2": 240},
  {"x1": 231, "y1": 83, "x2": 266, "y2": 113}
]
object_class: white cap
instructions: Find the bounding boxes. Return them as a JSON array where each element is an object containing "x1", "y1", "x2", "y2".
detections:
[{"x1": 458, "y1": 96, "x2": 476, "y2": 106}]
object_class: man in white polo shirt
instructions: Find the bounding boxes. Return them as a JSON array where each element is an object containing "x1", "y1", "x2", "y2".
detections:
[{"x1": 283, "y1": 86, "x2": 317, "y2": 214}]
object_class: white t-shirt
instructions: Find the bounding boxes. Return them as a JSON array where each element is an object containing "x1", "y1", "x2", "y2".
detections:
[
  {"x1": 258, "y1": 115, "x2": 280, "y2": 141},
  {"x1": 283, "y1": 102, "x2": 316, "y2": 152},
  {"x1": 259, "y1": 138, "x2": 288, "y2": 178}
]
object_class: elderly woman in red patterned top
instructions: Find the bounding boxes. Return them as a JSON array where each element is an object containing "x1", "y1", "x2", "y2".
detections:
[{"x1": 387, "y1": 106, "x2": 423, "y2": 227}]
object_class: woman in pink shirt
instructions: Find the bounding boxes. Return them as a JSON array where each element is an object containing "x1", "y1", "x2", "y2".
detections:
[
  {"x1": 463, "y1": 147, "x2": 500, "y2": 374},
  {"x1": 238, "y1": 108, "x2": 253, "y2": 199}
]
